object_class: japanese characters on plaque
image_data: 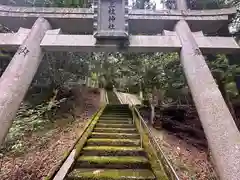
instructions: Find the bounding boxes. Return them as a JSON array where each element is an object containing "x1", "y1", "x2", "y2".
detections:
[
  {"x1": 108, "y1": 0, "x2": 116, "y2": 30},
  {"x1": 96, "y1": 0, "x2": 127, "y2": 32}
]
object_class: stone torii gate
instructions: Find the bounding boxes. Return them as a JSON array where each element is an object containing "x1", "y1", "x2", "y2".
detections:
[{"x1": 0, "y1": 0, "x2": 240, "y2": 179}]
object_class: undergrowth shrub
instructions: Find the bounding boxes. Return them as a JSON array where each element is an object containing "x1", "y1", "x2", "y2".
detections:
[{"x1": 0, "y1": 90, "x2": 70, "y2": 155}]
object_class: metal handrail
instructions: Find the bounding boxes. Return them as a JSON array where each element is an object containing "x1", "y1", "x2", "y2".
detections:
[
  {"x1": 114, "y1": 91, "x2": 179, "y2": 179},
  {"x1": 133, "y1": 107, "x2": 180, "y2": 180}
]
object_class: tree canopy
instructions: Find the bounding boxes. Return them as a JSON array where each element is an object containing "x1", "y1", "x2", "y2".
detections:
[{"x1": 0, "y1": 0, "x2": 239, "y2": 102}]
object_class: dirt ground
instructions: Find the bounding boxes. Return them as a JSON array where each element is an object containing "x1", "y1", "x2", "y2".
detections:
[
  {"x1": 0, "y1": 87, "x2": 100, "y2": 180},
  {"x1": 138, "y1": 106, "x2": 218, "y2": 180},
  {"x1": 151, "y1": 128, "x2": 217, "y2": 180}
]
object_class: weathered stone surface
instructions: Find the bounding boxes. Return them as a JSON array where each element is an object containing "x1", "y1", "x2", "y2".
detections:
[
  {"x1": 0, "y1": 28, "x2": 29, "y2": 50},
  {"x1": 40, "y1": 34, "x2": 240, "y2": 53},
  {"x1": 1, "y1": 31, "x2": 238, "y2": 53},
  {"x1": 194, "y1": 36, "x2": 240, "y2": 54},
  {"x1": 176, "y1": 0, "x2": 187, "y2": 10},
  {"x1": 175, "y1": 19, "x2": 240, "y2": 180},
  {"x1": 0, "y1": 31, "x2": 237, "y2": 53},
  {"x1": 0, "y1": 18, "x2": 51, "y2": 145},
  {"x1": 40, "y1": 34, "x2": 182, "y2": 52},
  {"x1": 0, "y1": 4, "x2": 234, "y2": 34}
]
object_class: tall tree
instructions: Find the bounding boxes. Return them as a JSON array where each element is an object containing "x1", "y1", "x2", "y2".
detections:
[
  {"x1": 164, "y1": 0, "x2": 227, "y2": 10},
  {"x1": 187, "y1": 0, "x2": 226, "y2": 9},
  {"x1": 132, "y1": 0, "x2": 156, "y2": 9},
  {"x1": 228, "y1": 0, "x2": 240, "y2": 34}
]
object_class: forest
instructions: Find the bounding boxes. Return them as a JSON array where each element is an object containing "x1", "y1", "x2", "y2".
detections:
[{"x1": 0, "y1": 0, "x2": 240, "y2": 179}]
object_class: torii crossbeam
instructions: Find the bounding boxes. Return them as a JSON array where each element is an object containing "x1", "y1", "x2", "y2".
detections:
[{"x1": 0, "y1": 1, "x2": 240, "y2": 180}]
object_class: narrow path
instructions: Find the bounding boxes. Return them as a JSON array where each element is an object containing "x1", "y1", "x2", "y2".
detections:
[
  {"x1": 66, "y1": 104, "x2": 160, "y2": 179},
  {"x1": 48, "y1": 91, "x2": 180, "y2": 180},
  {"x1": 115, "y1": 92, "x2": 141, "y2": 105}
]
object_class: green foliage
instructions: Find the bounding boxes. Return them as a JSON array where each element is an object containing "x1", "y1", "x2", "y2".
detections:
[
  {"x1": 1, "y1": 103, "x2": 46, "y2": 154},
  {"x1": 163, "y1": 0, "x2": 239, "y2": 34},
  {"x1": 89, "y1": 52, "x2": 186, "y2": 101},
  {"x1": 1, "y1": 0, "x2": 240, "y2": 153},
  {"x1": 1, "y1": 92, "x2": 67, "y2": 154},
  {"x1": 90, "y1": 52, "x2": 239, "y2": 103},
  {"x1": 132, "y1": 0, "x2": 156, "y2": 9},
  {"x1": 163, "y1": 0, "x2": 226, "y2": 10},
  {"x1": 227, "y1": 0, "x2": 240, "y2": 34},
  {"x1": 208, "y1": 55, "x2": 236, "y2": 79},
  {"x1": 226, "y1": 82, "x2": 238, "y2": 98},
  {"x1": 206, "y1": 54, "x2": 240, "y2": 98},
  {"x1": 33, "y1": 52, "x2": 90, "y2": 90},
  {"x1": 188, "y1": 0, "x2": 226, "y2": 9},
  {"x1": 22, "y1": 0, "x2": 91, "y2": 8}
]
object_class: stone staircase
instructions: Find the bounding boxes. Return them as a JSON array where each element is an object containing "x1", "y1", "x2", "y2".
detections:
[{"x1": 66, "y1": 104, "x2": 158, "y2": 180}]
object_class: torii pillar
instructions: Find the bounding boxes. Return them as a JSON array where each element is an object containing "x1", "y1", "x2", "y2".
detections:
[
  {"x1": 175, "y1": 1, "x2": 240, "y2": 180},
  {"x1": 0, "y1": 18, "x2": 51, "y2": 144}
]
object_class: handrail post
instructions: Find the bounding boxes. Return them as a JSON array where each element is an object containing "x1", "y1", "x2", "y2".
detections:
[{"x1": 140, "y1": 116, "x2": 143, "y2": 148}]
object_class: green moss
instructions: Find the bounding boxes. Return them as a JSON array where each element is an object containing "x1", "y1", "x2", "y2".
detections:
[
  {"x1": 97, "y1": 120, "x2": 132, "y2": 124},
  {"x1": 87, "y1": 138, "x2": 140, "y2": 144},
  {"x1": 99, "y1": 116, "x2": 131, "y2": 119},
  {"x1": 133, "y1": 108, "x2": 169, "y2": 180},
  {"x1": 68, "y1": 169, "x2": 155, "y2": 180},
  {"x1": 83, "y1": 145, "x2": 143, "y2": 151},
  {"x1": 78, "y1": 155, "x2": 148, "y2": 164},
  {"x1": 101, "y1": 116, "x2": 131, "y2": 119},
  {"x1": 91, "y1": 132, "x2": 139, "y2": 139},
  {"x1": 91, "y1": 132, "x2": 138, "y2": 136},
  {"x1": 94, "y1": 127, "x2": 136, "y2": 130},
  {"x1": 62, "y1": 150, "x2": 70, "y2": 159},
  {"x1": 44, "y1": 105, "x2": 106, "y2": 180},
  {"x1": 96, "y1": 123, "x2": 134, "y2": 128},
  {"x1": 74, "y1": 107, "x2": 105, "y2": 158},
  {"x1": 47, "y1": 105, "x2": 171, "y2": 180},
  {"x1": 94, "y1": 127, "x2": 136, "y2": 133}
]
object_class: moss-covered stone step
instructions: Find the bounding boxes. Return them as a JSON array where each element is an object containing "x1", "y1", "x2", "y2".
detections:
[
  {"x1": 104, "y1": 111, "x2": 130, "y2": 113},
  {"x1": 103, "y1": 109, "x2": 129, "y2": 112},
  {"x1": 95, "y1": 123, "x2": 135, "y2": 128},
  {"x1": 91, "y1": 132, "x2": 140, "y2": 139},
  {"x1": 97, "y1": 120, "x2": 133, "y2": 125},
  {"x1": 94, "y1": 127, "x2": 137, "y2": 133},
  {"x1": 99, "y1": 116, "x2": 131, "y2": 119},
  {"x1": 81, "y1": 146, "x2": 146, "y2": 156},
  {"x1": 102, "y1": 112, "x2": 129, "y2": 114},
  {"x1": 75, "y1": 156, "x2": 150, "y2": 169},
  {"x1": 67, "y1": 168, "x2": 156, "y2": 180},
  {"x1": 102, "y1": 110, "x2": 128, "y2": 112},
  {"x1": 98, "y1": 119, "x2": 132, "y2": 122},
  {"x1": 104, "y1": 108, "x2": 128, "y2": 111},
  {"x1": 100, "y1": 115, "x2": 131, "y2": 119},
  {"x1": 102, "y1": 113, "x2": 130, "y2": 116},
  {"x1": 103, "y1": 114, "x2": 129, "y2": 116},
  {"x1": 87, "y1": 138, "x2": 141, "y2": 146},
  {"x1": 99, "y1": 117, "x2": 132, "y2": 120}
]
